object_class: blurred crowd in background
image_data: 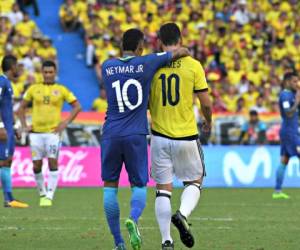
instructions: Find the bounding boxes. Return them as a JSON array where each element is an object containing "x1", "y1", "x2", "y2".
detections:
[
  {"x1": 1, "y1": 0, "x2": 298, "y2": 145},
  {"x1": 59, "y1": 0, "x2": 300, "y2": 114},
  {"x1": 0, "y1": 0, "x2": 57, "y2": 103}
]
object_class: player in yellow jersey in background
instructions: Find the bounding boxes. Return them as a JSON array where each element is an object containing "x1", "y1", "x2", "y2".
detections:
[
  {"x1": 18, "y1": 60, "x2": 81, "y2": 207},
  {"x1": 149, "y1": 23, "x2": 212, "y2": 250}
]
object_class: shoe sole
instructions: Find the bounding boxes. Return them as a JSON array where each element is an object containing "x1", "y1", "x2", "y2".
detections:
[
  {"x1": 125, "y1": 220, "x2": 141, "y2": 250},
  {"x1": 171, "y1": 214, "x2": 194, "y2": 248}
]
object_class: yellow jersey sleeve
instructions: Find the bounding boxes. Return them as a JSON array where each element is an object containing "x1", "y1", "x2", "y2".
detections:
[
  {"x1": 62, "y1": 86, "x2": 77, "y2": 104},
  {"x1": 194, "y1": 62, "x2": 208, "y2": 92},
  {"x1": 23, "y1": 85, "x2": 34, "y2": 102}
]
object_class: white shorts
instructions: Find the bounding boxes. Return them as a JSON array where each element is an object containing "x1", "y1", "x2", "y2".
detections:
[
  {"x1": 29, "y1": 133, "x2": 61, "y2": 161},
  {"x1": 150, "y1": 135, "x2": 205, "y2": 184}
]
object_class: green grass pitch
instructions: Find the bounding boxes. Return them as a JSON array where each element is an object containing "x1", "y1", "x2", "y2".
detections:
[{"x1": 0, "y1": 188, "x2": 299, "y2": 250}]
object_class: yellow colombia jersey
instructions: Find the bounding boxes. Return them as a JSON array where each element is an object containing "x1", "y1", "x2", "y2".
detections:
[
  {"x1": 149, "y1": 56, "x2": 208, "y2": 138},
  {"x1": 23, "y1": 83, "x2": 77, "y2": 133}
]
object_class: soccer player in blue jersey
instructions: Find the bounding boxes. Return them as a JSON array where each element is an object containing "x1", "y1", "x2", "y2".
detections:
[
  {"x1": 274, "y1": 72, "x2": 300, "y2": 199},
  {"x1": 101, "y1": 28, "x2": 189, "y2": 250},
  {"x1": 0, "y1": 55, "x2": 28, "y2": 208}
]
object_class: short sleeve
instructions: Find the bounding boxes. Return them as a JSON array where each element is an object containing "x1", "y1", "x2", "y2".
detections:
[
  {"x1": 63, "y1": 87, "x2": 77, "y2": 104},
  {"x1": 194, "y1": 62, "x2": 208, "y2": 92},
  {"x1": 146, "y1": 52, "x2": 172, "y2": 71},
  {"x1": 0, "y1": 83, "x2": 4, "y2": 102},
  {"x1": 280, "y1": 92, "x2": 292, "y2": 111},
  {"x1": 23, "y1": 86, "x2": 33, "y2": 102}
]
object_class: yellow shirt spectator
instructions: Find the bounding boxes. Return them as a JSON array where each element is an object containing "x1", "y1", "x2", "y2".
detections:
[
  {"x1": 92, "y1": 98, "x2": 108, "y2": 112},
  {"x1": 227, "y1": 66, "x2": 244, "y2": 85},
  {"x1": 15, "y1": 19, "x2": 37, "y2": 38},
  {"x1": 0, "y1": 0, "x2": 14, "y2": 14}
]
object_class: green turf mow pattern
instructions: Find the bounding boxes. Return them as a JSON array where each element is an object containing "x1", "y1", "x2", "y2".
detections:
[{"x1": 0, "y1": 188, "x2": 299, "y2": 250}]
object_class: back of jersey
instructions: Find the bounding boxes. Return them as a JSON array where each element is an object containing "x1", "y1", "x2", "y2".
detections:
[
  {"x1": 149, "y1": 56, "x2": 208, "y2": 138},
  {"x1": 101, "y1": 52, "x2": 171, "y2": 139},
  {"x1": 0, "y1": 75, "x2": 14, "y2": 133}
]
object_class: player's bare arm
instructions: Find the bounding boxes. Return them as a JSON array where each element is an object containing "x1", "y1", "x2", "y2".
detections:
[
  {"x1": 17, "y1": 99, "x2": 31, "y2": 132},
  {"x1": 0, "y1": 127, "x2": 7, "y2": 141},
  {"x1": 285, "y1": 89, "x2": 300, "y2": 117},
  {"x1": 54, "y1": 100, "x2": 81, "y2": 133},
  {"x1": 196, "y1": 91, "x2": 213, "y2": 132}
]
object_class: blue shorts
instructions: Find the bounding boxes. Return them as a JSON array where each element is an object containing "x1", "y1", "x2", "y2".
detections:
[
  {"x1": 101, "y1": 134, "x2": 148, "y2": 187},
  {"x1": 280, "y1": 135, "x2": 300, "y2": 158},
  {"x1": 0, "y1": 133, "x2": 15, "y2": 160}
]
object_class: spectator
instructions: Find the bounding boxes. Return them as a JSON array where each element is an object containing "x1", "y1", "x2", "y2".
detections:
[
  {"x1": 242, "y1": 82, "x2": 259, "y2": 110},
  {"x1": 236, "y1": 97, "x2": 247, "y2": 113},
  {"x1": 36, "y1": 37, "x2": 57, "y2": 62},
  {"x1": 233, "y1": 0, "x2": 252, "y2": 26},
  {"x1": 15, "y1": 12, "x2": 38, "y2": 38},
  {"x1": 223, "y1": 85, "x2": 239, "y2": 112},
  {"x1": 17, "y1": 0, "x2": 39, "y2": 16},
  {"x1": 247, "y1": 62, "x2": 265, "y2": 87},
  {"x1": 20, "y1": 48, "x2": 41, "y2": 73},
  {"x1": 238, "y1": 110, "x2": 267, "y2": 145},
  {"x1": 251, "y1": 94, "x2": 269, "y2": 113},
  {"x1": 92, "y1": 88, "x2": 108, "y2": 113},
  {"x1": 59, "y1": 0, "x2": 79, "y2": 32},
  {"x1": 227, "y1": 61, "x2": 244, "y2": 85},
  {"x1": 6, "y1": 3, "x2": 23, "y2": 26}
]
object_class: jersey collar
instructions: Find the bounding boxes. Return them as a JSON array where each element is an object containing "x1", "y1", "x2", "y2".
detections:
[{"x1": 118, "y1": 55, "x2": 135, "y2": 62}]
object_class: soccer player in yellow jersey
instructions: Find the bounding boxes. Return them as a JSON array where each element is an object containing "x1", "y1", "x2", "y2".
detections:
[
  {"x1": 149, "y1": 23, "x2": 212, "y2": 250},
  {"x1": 18, "y1": 60, "x2": 81, "y2": 207}
]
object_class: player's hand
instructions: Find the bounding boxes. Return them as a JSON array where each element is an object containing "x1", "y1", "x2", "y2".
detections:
[
  {"x1": 0, "y1": 127, "x2": 7, "y2": 142},
  {"x1": 54, "y1": 121, "x2": 69, "y2": 134},
  {"x1": 21, "y1": 125, "x2": 32, "y2": 133},
  {"x1": 201, "y1": 120, "x2": 212, "y2": 133},
  {"x1": 296, "y1": 90, "x2": 300, "y2": 104},
  {"x1": 201, "y1": 120, "x2": 212, "y2": 140},
  {"x1": 15, "y1": 129, "x2": 22, "y2": 140},
  {"x1": 178, "y1": 47, "x2": 191, "y2": 57},
  {"x1": 172, "y1": 47, "x2": 191, "y2": 60}
]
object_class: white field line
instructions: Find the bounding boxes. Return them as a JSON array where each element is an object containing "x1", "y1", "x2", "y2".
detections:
[
  {"x1": 0, "y1": 216, "x2": 233, "y2": 222},
  {"x1": 0, "y1": 226, "x2": 232, "y2": 231}
]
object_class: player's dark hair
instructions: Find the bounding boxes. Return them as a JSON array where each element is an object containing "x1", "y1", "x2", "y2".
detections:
[
  {"x1": 283, "y1": 71, "x2": 298, "y2": 83},
  {"x1": 158, "y1": 23, "x2": 181, "y2": 46},
  {"x1": 1, "y1": 55, "x2": 17, "y2": 72},
  {"x1": 122, "y1": 29, "x2": 144, "y2": 52},
  {"x1": 42, "y1": 60, "x2": 56, "y2": 70}
]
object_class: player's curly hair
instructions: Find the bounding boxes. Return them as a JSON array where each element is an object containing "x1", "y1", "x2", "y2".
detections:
[{"x1": 122, "y1": 29, "x2": 144, "y2": 52}]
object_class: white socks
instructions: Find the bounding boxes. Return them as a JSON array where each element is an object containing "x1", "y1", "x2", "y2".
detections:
[
  {"x1": 155, "y1": 190, "x2": 173, "y2": 243},
  {"x1": 46, "y1": 170, "x2": 59, "y2": 200},
  {"x1": 34, "y1": 172, "x2": 46, "y2": 197},
  {"x1": 179, "y1": 184, "x2": 201, "y2": 218}
]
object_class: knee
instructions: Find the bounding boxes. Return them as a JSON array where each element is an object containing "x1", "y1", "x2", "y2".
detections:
[
  {"x1": 48, "y1": 159, "x2": 58, "y2": 171},
  {"x1": 33, "y1": 161, "x2": 42, "y2": 173}
]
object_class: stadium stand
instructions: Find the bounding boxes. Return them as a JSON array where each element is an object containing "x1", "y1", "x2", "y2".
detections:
[
  {"x1": 59, "y1": 0, "x2": 300, "y2": 114},
  {"x1": 0, "y1": 0, "x2": 57, "y2": 102}
]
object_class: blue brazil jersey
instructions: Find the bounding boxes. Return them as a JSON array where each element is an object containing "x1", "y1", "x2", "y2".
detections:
[
  {"x1": 279, "y1": 89, "x2": 298, "y2": 136},
  {"x1": 101, "y1": 52, "x2": 172, "y2": 139},
  {"x1": 0, "y1": 75, "x2": 14, "y2": 134}
]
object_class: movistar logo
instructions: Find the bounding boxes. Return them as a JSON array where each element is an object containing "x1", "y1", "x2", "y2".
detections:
[{"x1": 223, "y1": 147, "x2": 272, "y2": 186}]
